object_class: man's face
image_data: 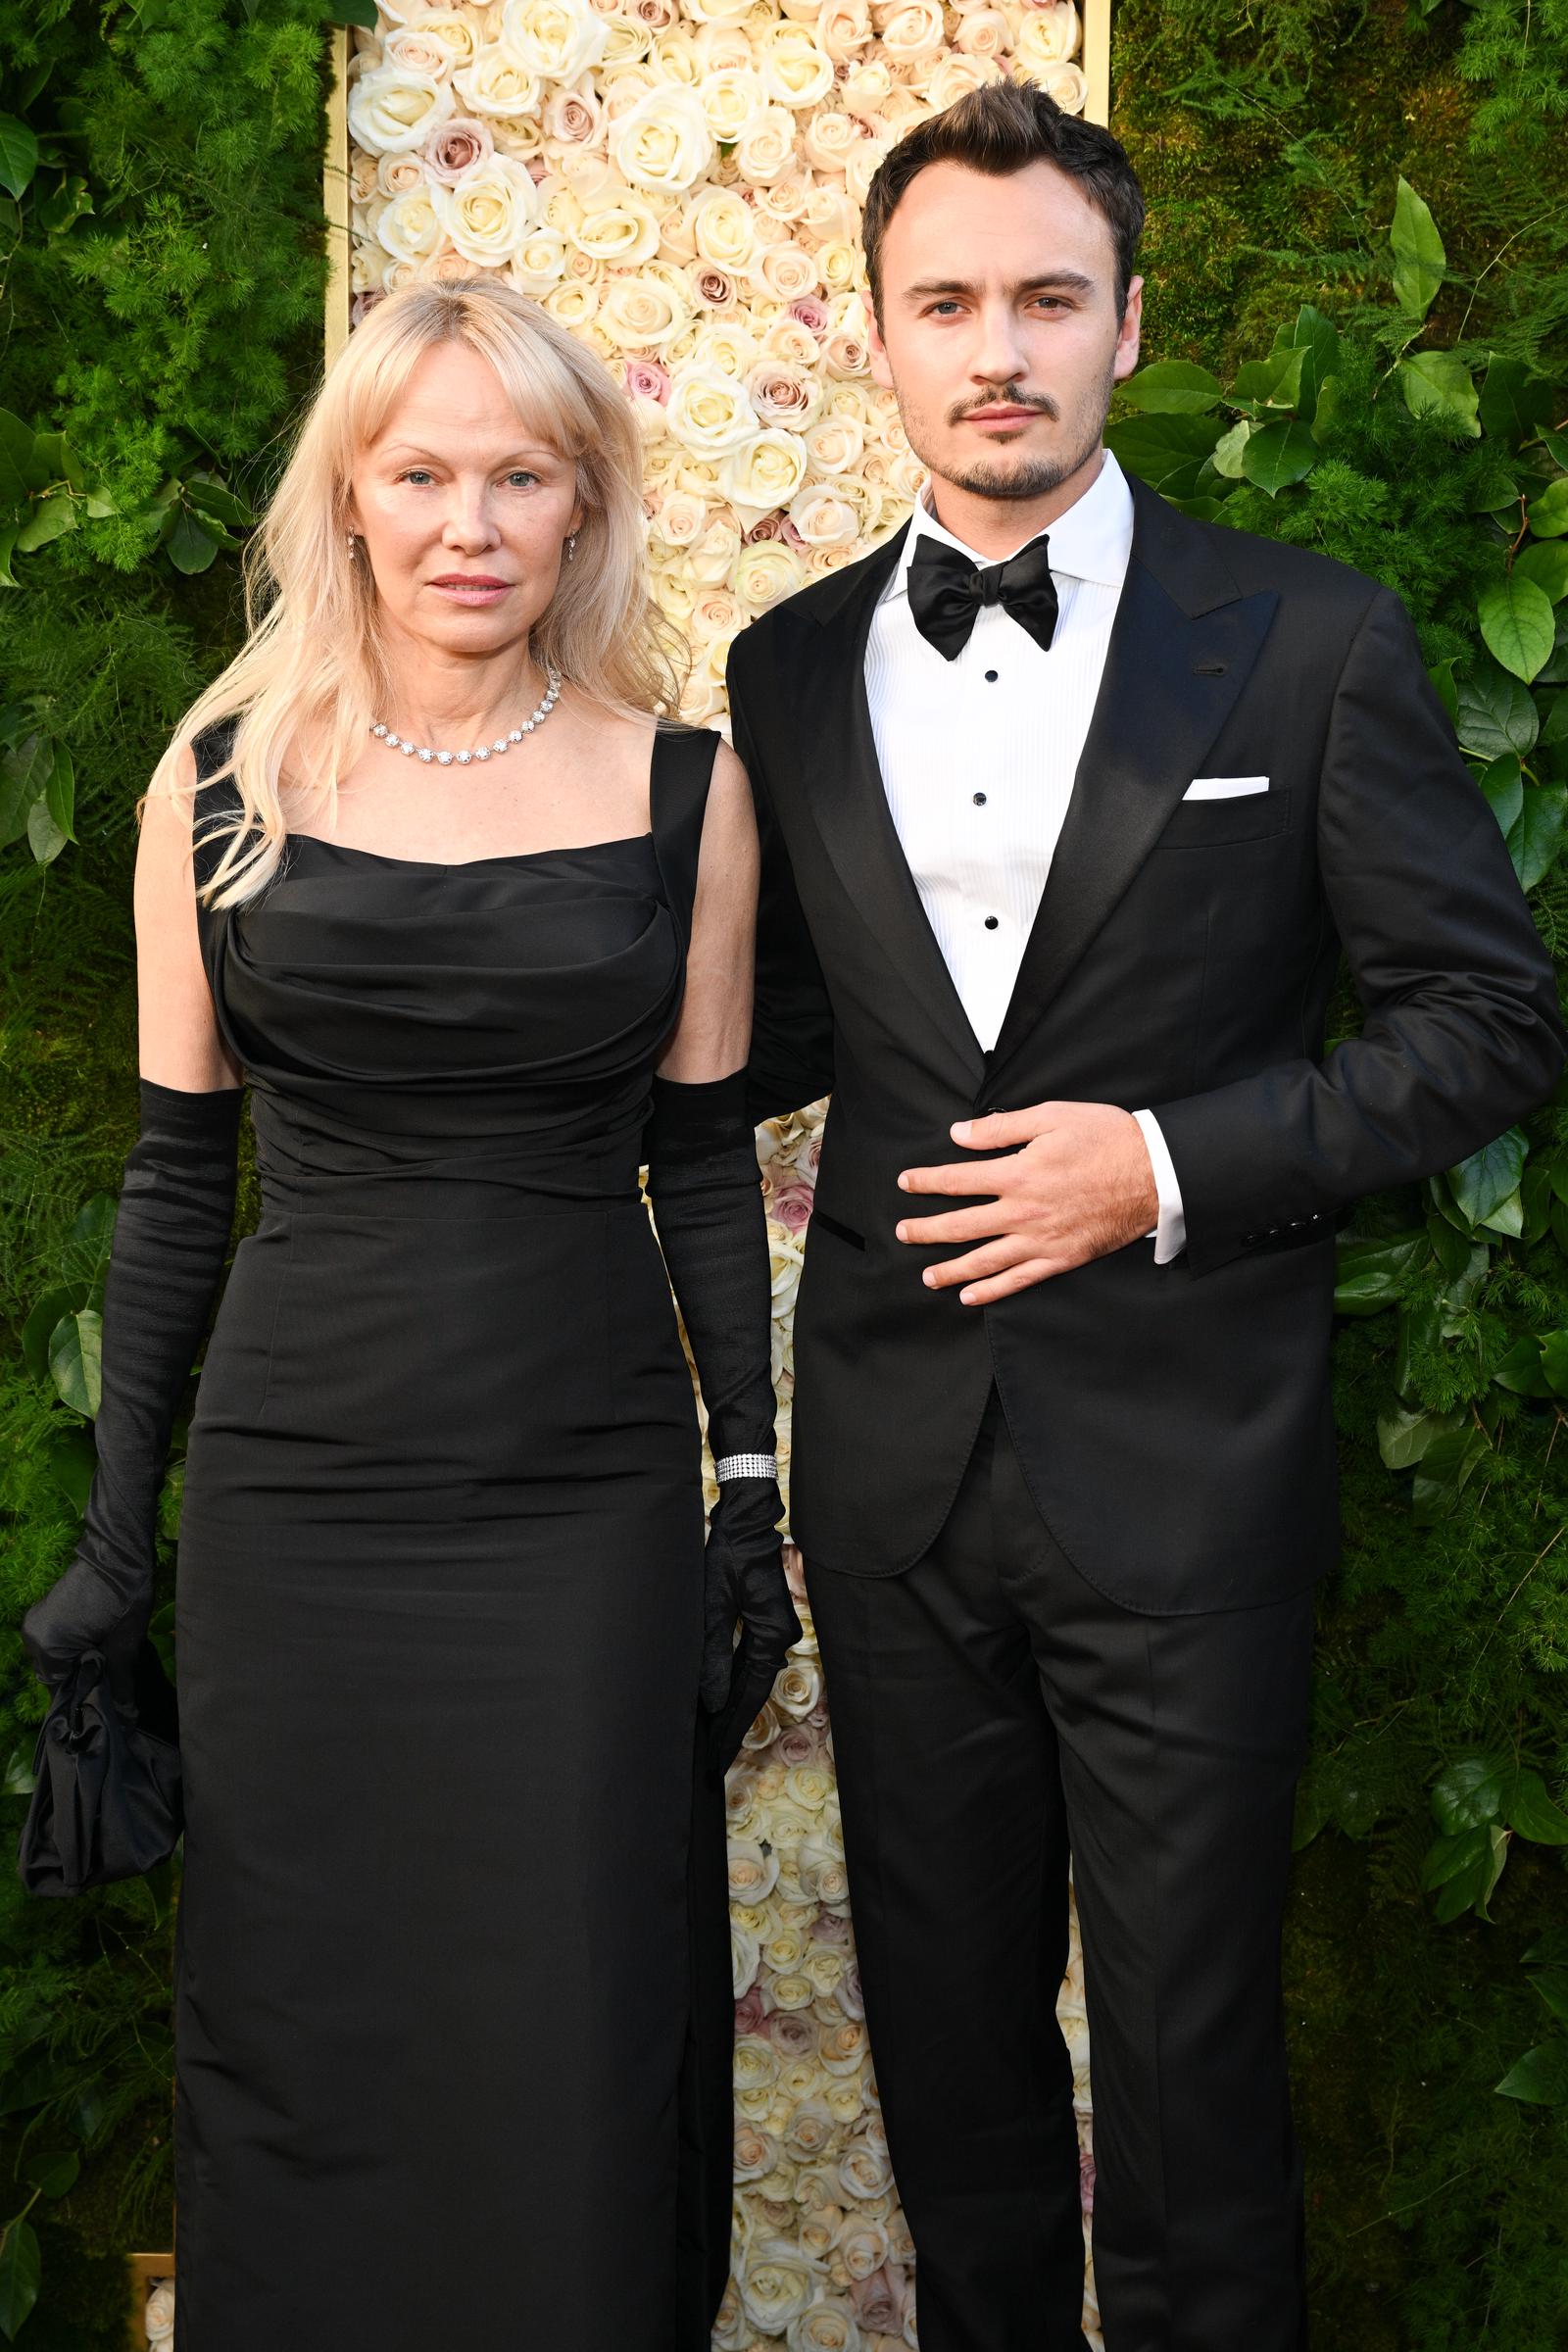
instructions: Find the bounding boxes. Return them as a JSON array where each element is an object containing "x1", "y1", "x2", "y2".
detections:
[{"x1": 867, "y1": 158, "x2": 1143, "y2": 504}]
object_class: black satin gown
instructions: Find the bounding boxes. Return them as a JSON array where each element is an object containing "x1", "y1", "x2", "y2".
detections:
[{"x1": 173, "y1": 719, "x2": 734, "y2": 2350}]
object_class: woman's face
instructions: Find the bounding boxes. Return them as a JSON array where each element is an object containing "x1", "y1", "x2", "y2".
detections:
[{"x1": 346, "y1": 340, "x2": 583, "y2": 662}]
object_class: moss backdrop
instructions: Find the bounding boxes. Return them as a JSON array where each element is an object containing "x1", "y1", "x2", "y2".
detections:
[{"x1": 1, "y1": 1, "x2": 1565, "y2": 2345}]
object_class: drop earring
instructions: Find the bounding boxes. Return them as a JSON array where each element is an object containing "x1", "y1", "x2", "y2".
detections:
[{"x1": 565, "y1": 532, "x2": 577, "y2": 563}]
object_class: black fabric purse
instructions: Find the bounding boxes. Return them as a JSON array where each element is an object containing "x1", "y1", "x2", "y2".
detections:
[{"x1": 20, "y1": 1638, "x2": 183, "y2": 1897}]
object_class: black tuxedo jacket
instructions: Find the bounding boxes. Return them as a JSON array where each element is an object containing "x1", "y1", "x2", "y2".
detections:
[{"x1": 726, "y1": 472, "x2": 1566, "y2": 1613}]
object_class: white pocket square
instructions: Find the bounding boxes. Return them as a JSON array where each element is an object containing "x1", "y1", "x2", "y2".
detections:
[{"x1": 1184, "y1": 775, "x2": 1270, "y2": 801}]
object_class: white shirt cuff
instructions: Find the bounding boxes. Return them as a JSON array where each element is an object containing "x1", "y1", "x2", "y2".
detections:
[{"x1": 1132, "y1": 1109, "x2": 1187, "y2": 1264}]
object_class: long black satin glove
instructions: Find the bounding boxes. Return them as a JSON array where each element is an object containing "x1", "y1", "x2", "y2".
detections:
[
  {"x1": 22, "y1": 1081, "x2": 242, "y2": 1709},
  {"x1": 645, "y1": 1071, "x2": 801, "y2": 1770}
]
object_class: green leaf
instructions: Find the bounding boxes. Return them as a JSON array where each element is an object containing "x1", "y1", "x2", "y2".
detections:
[
  {"x1": 62, "y1": 1193, "x2": 117, "y2": 1288},
  {"x1": 1504, "y1": 1768, "x2": 1568, "y2": 1845},
  {"x1": 1428, "y1": 656, "x2": 1458, "y2": 722},
  {"x1": 31, "y1": 432, "x2": 83, "y2": 493},
  {"x1": 1455, "y1": 654, "x2": 1539, "y2": 758},
  {"x1": 1310, "y1": 373, "x2": 1342, "y2": 444},
  {"x1": 1399, "y1": 351, "x2": 1481, "y2": 439},
  {"x1": 1478, "y1": 573, "x2": 1556, "y2": 682},
  {"x1": 1391, "y1": 178, "x2": 1446, "y2": 317},
  {"x1": 1514, "y1": 543, "x2": 1568, "y2": 603},
  {"x1": 0, "y1": 114, "x2": 39, "y2": 202},
  {"x1": 1546, "y1": 1328, "x2": 1568, "y2": 1398},
  {"x1": 2, "y1": 1744, "x2": 35, "y2": 1799},
  {"x1": 43, "y1": 741, "x2": 74, "y2": 845},
  {"x1": 1118, "y1": 361, "x2": 1223, "y2": 415},
  {"x1": 21, "y1": 2149, "x2": 77, "y2": 2200},
  {"x1": 1478, "y1": 752, "x2": 1524, "y2": 834},
  {"x1": 1104, "y1": 413, "x2": 1226, "y2": 501},
  {"x1": 1505, "y1": 782, "x2": 1568, "y2": 890},
  {"x1": 1479, "y1": 358, "x2": 1555, "y2": 448},
  {"x1": 0, "y1": 2215, "x2": 40, "y2": 2339},
  {"x1": 1288, "y1": 306, "x2": 1341, "y2": 422},
  {"x1": 1422, "y1": 1819, "x2": 1507, "y2": 1919},
  {"x1": 48, "y1": 1308, "x2": 102, "y2": 1418},
  {"x1": 1493, "y1": 1334, "x2": 1549, "y2": 1396},
  {"x1": 1540, "y1": 609, "x2": 1568, "y2": 687},
  {"x1": 44, "y1": 1425, "x2": 95, "y2": 1516},
  {"x1": 184, "y1": 474, "x2": 252, "y2": 530},
  {"x1": 1211, "y1": 419, "x2": 1251, "y2": 479},
  {"x1": 1232, "y1": 347, "x2": 1307, "y2": 415},
  {"x1": 165, "y1": 505, "x2": 220, "y2": 575},
  {"x1": 25, "y1": 795, "x2": 67, "y2": 864},
  {"x1": 1543, "y1": 692, "x2": 1568, "y2": 750},
  {"x1": 1447, "y1": 1128, "x2": 1528, "y2": 1226},
  {"x1": 35, "y1": 172, "x2": 92, "y2": 237},
  {"x1": 1432, "y1": 1753, "x2": 1510, "y2": 1833},
  {"x1": 1530, "y1": 1969, "x2": 1568, "y2": 2027},
  {"x1": 1334, "y1": 1232, "x2": 1426, "y2": 1314},
  {"x1": 1495, "y1": 2042, "x2": 1568, "y2": 2104},
  {"x1": 0, "y1": 524, "x2": 18, "y2": 589},
  {"x1": 1412, "y1": 1425, "x2": 1491, "y2": 1522},
  {"x1": 20, "y1": 1283, "x2": 89, "y2": 1383},
  {"x1": 1527, "y1": 478, "x2": 1568, "y2": 539},
  {"x1": 319, "y1": 0, "x2": 382, "y2": 24},
  {"x1": 1241, "y1": 418, "x2": 1318, "y2": 495},
  {"x1": 1377, "y1": 1403, "x2": 1454, "y2": 1469},
  {"x1": 14, "y1": 494, "x2": 77, "y2": 553}
]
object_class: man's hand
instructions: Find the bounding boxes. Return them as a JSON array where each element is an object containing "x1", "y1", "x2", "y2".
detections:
[{"x1": 895, "y1": 1102, "x2": 1159, "y2": 1304}]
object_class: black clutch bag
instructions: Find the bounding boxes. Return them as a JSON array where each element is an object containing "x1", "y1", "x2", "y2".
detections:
[{"x1": 17, "y1": 1640, "x2": 182, "y2": 1897}]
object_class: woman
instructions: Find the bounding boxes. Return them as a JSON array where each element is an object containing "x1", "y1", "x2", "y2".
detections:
[{"x1": 21, "y1": 280, "x2": 799, "y2": 2348}]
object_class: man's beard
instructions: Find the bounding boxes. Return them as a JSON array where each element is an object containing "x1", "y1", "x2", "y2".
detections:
[{"x1": 941, "y1": 407, "x2": 1105, "y2": 504}]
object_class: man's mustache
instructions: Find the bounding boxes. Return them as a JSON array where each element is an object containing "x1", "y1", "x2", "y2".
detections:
[{"x1": 947, "y1": 391, "x2": 1059, "y2": 424}]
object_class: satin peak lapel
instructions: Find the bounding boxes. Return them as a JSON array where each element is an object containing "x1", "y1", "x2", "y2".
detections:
[
  {"x1": 798, "y1": 526, "x2": 985, "y2": 1083},
  {"x1": 986, "y1": 492, "x2": 1279, "y2": 1091}
]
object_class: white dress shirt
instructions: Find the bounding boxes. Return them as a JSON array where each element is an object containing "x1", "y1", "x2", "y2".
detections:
[{"x1": 863, "y1": 449, "x2": 1186, "y2": 1260}]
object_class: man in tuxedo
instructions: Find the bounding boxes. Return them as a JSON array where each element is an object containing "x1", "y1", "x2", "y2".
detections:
[{"x1": 725, "y1": 79, "x2": 1565, "y2": 2352}]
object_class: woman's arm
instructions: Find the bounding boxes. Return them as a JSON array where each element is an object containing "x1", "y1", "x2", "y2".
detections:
[
  {"x1": 656, "y1": 739, "x2": 759, "y2": 1085},
  {"x1": 136, "y1": 743, "x2": 242, "y2": 1091}
]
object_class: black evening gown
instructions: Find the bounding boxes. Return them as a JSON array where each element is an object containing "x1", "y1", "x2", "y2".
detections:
[{"x1": 172, "y1": 720, "x2": 734, "y2": 2350}]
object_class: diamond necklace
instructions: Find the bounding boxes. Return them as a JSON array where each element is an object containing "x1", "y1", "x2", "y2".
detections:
[{"x1": 369, "y1": 664, "x2": 563, "y2": 765}]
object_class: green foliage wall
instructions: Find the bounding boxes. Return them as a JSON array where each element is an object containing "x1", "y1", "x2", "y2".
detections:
[
  {"x1": 0, "y1": 1, "x2": 1563, "y2": 2345},
  {"x1": 0, "y1": 6, "x2": 332, "y2": 2341}
]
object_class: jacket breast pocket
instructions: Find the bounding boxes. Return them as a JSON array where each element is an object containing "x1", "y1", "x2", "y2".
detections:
[{"x1": 1156, "y1": 789, "x2": 1294, "y2": 849}]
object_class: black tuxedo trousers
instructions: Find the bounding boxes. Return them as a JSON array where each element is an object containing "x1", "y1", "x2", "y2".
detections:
[{"x1": 808, "y1": 1390, "x2": 1313, "y2": 2352}]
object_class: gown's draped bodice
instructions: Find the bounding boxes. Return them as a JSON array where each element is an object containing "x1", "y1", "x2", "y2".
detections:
[
  {"x1": 184, "y1": 718, "x2": 720, "y2": 1520},
  {"x1": 193, "y1": 724, "x2": 712, "y2": 1223}
]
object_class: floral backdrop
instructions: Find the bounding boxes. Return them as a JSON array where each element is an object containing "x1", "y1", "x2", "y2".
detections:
[{"x1": 145, "y1": 7, "x2": 1101, "y2": 2347}]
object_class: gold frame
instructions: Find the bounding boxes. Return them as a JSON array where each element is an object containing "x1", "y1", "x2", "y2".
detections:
[
  {"x1": 321, "y1": 3, "x2": 1114, "y2": 352},
  {"x1": 125, "y1": 2252, "x2": 172, "y2": 2349}
]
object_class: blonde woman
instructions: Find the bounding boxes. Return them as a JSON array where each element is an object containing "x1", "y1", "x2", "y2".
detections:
[{"x1": 20, "y1": 281, "x2": 798, "y2": 2348}]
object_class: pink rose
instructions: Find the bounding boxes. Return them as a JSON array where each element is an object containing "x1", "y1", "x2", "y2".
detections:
[
  {"x1": 771, "y1": 1180, "x2": 816, "y2": 1233},
  {"x1": 851, "y1": 2267, "x2": 906, "y2": 2332},
  {"x1": 734, "y1": 1984, "x2": 767, "y2": 2035},
  {"x1": 789, "y1": 295, "x2": 831, "y2": 337},
  {"x1": 693, "y1": 266, "x2": 736, "y2": 308},
  {"x1": 775, "y1": 1724, "x2": 818, "y2": 1768},
  {"x1": 784, "y1": 1543, "x2": 808, "y2": 1603},
  {"x1": 635, "y1": 0, "x2": 676, "y2": 22},
  {"x1": 745, "y1": 513, "x2": 788, "y2": 543},
  {"x1": 837, "y1": 1960, "x2": 865, "y2": 2019},
  {"x1": 624, "y1": 357, "x2": 671, "y2": 404},
  {"x1": 769, "y1": 2009, "x2": 817, "y2": 2057},
  {"x1": 811, "y1": 1908, "x2": 853, "y2": 1945},
  {"x1": 1080, "y1": 2147, "x2": 1096, "y2": 2214},
  {"x1": 422, "y1": 118, "x2": 495, "y2": 186}
]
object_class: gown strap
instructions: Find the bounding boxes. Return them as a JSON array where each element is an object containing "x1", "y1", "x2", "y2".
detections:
[{"x1": 648, "y1": 720, "x2": 723, "y2": 959}]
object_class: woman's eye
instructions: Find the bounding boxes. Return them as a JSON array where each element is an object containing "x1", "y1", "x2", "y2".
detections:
[
  {"x1": 505, "y1": 471, "x2": 538, "y2": 489},
  {"x1": 399, "y1": 468, "x2": 435, "y2": 486}
]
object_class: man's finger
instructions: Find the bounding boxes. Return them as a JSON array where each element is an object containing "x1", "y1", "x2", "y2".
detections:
[
  {"x1": 897, "y1": 1152, "x2": 1022, "y2": 1197},
  {"x1": 895, "y1": 1204, "x2": 1011, "y2": 1248},
  {"x1": 950, "y1": 1107, "x2": 1054, "y2": 1150},
  {"x1": 920, "y1": 1236, "x2": 1031, "y2": 1291},
  {"x1": 956, "y1": 1255, "x2": 1060, "y2": 1305}
]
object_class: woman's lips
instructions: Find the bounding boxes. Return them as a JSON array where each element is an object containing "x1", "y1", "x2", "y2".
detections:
[{"x1": 428, "y1": 578, "x2": 512, "y2": 605}]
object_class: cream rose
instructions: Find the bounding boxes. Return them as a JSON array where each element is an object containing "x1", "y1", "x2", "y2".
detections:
[
  {"x1": 689, "y1": 585, "x2": 746, "y2": 643},
  {"x1": 348, "y1": 63, "x2": 457, "y2": 156},
  {"x1": 757, "y1": 22, "x2": 835, "y2": 107},
  {"x1": 686, "y1": 512, "x2": 744, "y2": 582},
  {"x1": 787, "y1": 2296, "x2": 861, "y2": 2350},
  {"x1": 760, "y1": 316, "x2": 821, "y2": 367},
  {"x1": 820, "y1": 0, "x2": 872, "y2": 59},
  {"x1": 600, "y1": 267, "x2": 693, "y2": 349},
  {"x1": 802, "y1": 411, "x2": 863, "y2": 472},
  {"x1": 697, "y1": 65, "x2": 767, "y2": 143},
  {"x1": 374, "y1": 153, "x2": 425, "y2": 201},
  {"x1": 954, "y1": 4, "x2": 1009, "y2": 55},
  {"x1": 612, "y1": 83, "x2": 716, "y2": 193},
  {"x1": 650, "y1": 488, "x2": 708, "y2": 549},
  {"x1": 376, "y1": 184, "x2": 446, "y2": 265},
  {"x1": 925, "y1": 52, "x2": 1000, "y2": 107},
  {"x1": 543, "y1": 275, "x2": 602, "y2": 327},
  {"x1": 506, "y1": 224, "x2": 567, "y2": 294},
  {"x1": 841, "y1": 56, "x2": 892, "y2": 111},
  {"x1": 383, "y1": 22, "x2": 462, "y2": 77},
  {"x1": 732, "y1": 104, "x2": 799, "y2": 183},
  {"x1": 430, "y1": 151, "x2": 539, "y2": 263},
  {"x1": 879, "y1": 0, "x2": 946, "y2": 63},
  {"x1": 688, "y1": 185, "x2": 758, "y2": 270},
  {"x1": 728, "y1": 1838, "x2": 782, "y2": 1902},
  {"x1": 651, "y1": 25, "x2": 705, "y2": 83},
  {"x1": 570, "y1": 183, "x2": 662, "y2": 263},
  {"x1": 667, "y1": 364, "x2": 760, "y2": 456},
  {"x1": 1015, "y1": 0, "x2": 1080, "y2": 63},
  {"x1": 451, "y1": 41, "x2": 543, "y2": 117},
  {"x1": 1037, "y1": 59, "x2": 1090, "y2": 111},
  {"x1": 815, "y1": 238, "x2": 860, "y2": 296},
  {"x1": 730, "y1": 536, "x2": 807, "y2": 611},
  {"x1": 802, "y1": 107, "x2": 864, "y2": 174},
  {"x1": 501, "y1": 0, "x2": 611, "y2": 82},
  {"x1": 718, "y1": 428, "x2": 808, "y2": 516},
  {"x1": 739, "y1": 2245, "x2": 817, "y2": 2334}
]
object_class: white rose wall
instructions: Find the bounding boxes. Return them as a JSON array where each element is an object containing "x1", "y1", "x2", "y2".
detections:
[{"x1": 138, "y1": 3, "x2": 1111, "y2": 2341}]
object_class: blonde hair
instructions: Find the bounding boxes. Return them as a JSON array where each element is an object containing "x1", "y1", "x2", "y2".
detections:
[{"x1": 152, "y1": 278, "x2": 684, "y2": 906}]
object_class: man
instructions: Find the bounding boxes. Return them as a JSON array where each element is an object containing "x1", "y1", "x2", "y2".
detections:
[{"x1": 725, "y1": 80, "x2": 1565, "y2": 2352}]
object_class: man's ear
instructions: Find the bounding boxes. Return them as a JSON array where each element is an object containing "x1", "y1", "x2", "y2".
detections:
[
  {"x1": 1112, "y1": 276, "x2": 1144, "y2": 384},
  {"x1": 866, "y1": 306, "x2": 894, "y2": 394}
]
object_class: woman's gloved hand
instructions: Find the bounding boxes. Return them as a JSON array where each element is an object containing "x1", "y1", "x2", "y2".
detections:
[{"x1": 700, "y1": 1474, "x2": 800, "y2": 1772}]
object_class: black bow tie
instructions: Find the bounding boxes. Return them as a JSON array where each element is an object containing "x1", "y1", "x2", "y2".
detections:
[{"x1": 906, "y1": 529, "x2": 1059, "y2": 662}]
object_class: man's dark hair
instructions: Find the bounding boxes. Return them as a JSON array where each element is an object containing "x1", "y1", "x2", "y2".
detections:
[{"x1": 860, "y1": 82, "x2": 1146, "y2": 324}]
